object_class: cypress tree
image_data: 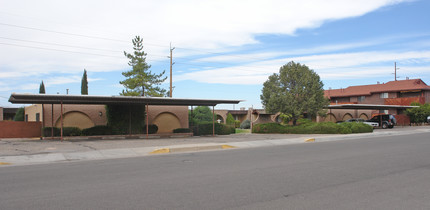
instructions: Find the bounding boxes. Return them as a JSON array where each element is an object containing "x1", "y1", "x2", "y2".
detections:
[
  {"x1": 81, "y1": 69, "x2": 88, "y2": 95},
  {"x1": 39, "y1": 81, "x2": 45, "y2": 94}
]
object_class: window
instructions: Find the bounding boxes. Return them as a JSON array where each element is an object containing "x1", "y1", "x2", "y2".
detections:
[
  {"x1": 357, "y1": 96, "x2": 365, "y2": 102},
  {"x1": 36, "y1": 113, "x2": 40, "y2": 122},
  {"x1": 25, "y1": 114, "x2": 28, "y2": 122},
  {"x1": 380, "y1": 92, "x2": 388, "y2": 98}
]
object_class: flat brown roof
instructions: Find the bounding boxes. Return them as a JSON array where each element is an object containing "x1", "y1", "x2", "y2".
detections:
[{"x1": 9, "y1": 93, "x2": 243, "y2": 106}]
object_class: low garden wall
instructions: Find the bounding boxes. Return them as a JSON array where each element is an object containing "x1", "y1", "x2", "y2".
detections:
[{"x1": 0, "y1": 121, "x2": 42, "y2": 138}]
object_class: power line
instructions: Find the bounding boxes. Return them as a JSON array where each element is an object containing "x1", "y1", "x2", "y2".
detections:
[
  {"x1": 0, "y1": 36, "x2": 121, "y2": 53},
  {"x1": 0, "y1": 42, "x2": 123, "y2": 58},
  {"x1": 0, "y1": 22, "x2": 169, "y2": 48}
]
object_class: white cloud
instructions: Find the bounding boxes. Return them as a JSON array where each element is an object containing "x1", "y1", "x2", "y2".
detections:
[
  {"x1": 175, "y1": 50, "x2": 430, "y2": 84},
  {"x1": 0, "y1": 0, "x2": 407, "y2": 77}
]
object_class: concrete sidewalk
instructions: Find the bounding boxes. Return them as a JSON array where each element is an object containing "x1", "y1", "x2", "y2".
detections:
[{"x1": 1, "y1": 126, "x2": 429, "y2": 167}]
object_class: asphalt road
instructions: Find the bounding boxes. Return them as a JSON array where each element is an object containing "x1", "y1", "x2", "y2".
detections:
[{"x1": 1, "y1": 132, "x2": 430, "y2": 210}]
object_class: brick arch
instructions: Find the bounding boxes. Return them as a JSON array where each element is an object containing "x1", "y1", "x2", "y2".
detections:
[
  {"x1": 342, "y1": 113, "x2": 353, "y2": 121},
  {"x1": 359, "y1": 113, "x2": 369, "y2": 120},
  {"x1": 55, "y1": 111, "x2": 94, "y2": 129},
  {"x1": 216, "y1": 114, "x2": 224, "y2": 123},
  {"x1": 153, "y1": 112, "x2": 181, "y2": 133}
]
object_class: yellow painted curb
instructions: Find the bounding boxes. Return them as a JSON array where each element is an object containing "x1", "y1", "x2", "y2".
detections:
[
  {"x1": 221, "y1": 145, "x2": 236, "y2": 149},
  {"x1": 0, "y1": 162, "x2": 11, "y2": 165},
  {"x1": 149, "y1": 148, "x2": 170, "y2": 154},
  {"x1": 305, "y1": 138, "x2": 315, "y2": 142}
]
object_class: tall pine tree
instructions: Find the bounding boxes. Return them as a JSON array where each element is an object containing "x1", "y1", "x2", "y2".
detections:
[
  {"x1": 120, "y1": 36, "x2": 167, "y2": 96},
  {"x1": 39, "y1": 80, "x2": 45, "y2": 94},
  {"x1": 81, "y1": 69, "x2": 88, "y2": 95}
]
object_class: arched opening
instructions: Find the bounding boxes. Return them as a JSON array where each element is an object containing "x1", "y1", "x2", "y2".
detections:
[
  {"x1": 216, "y1": 115, "x2": 224, "y2": 123},
  {"x1": 153, "y1": 112, "x2": 181, "y2": 133},
  {"x1": 324, "y1": 113, "x2": 337, "y2": 122},
  {"x1": 359, "y1": 113, "x2": 369, "y2": 120},
  {"x1": 55, "y1": 111, "x2": 95, "y2": 129},
  {"x1": 342, "y1": 113, "x2": 353, "y2": 121}
]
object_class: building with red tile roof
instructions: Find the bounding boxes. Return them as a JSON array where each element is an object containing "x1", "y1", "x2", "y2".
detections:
[{"x1": 321, "y1": 79, "x2": 430, "y2": 125}]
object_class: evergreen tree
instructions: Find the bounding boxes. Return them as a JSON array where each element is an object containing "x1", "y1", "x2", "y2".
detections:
[
  {"x1": 120, "y1": 36, "x2": 167, "y2": 96},
  {"x1": 14, "y1": 107, "x2": 25, "y2": 121},
  {"x1": 226, "y1": 113, "x2": 235, "y2": 125},
  {"x1": 39, "y1": 81, "x2": 45, "y2": 94},
  {"x1": 81, "y1": 69, "x2": 88, "y2": 95},
  {"x1": 261, "y1": 61, "x2": 329, "y2": 125},
  {"x1": 189, "y1": 106, "x2": 213, "y2": 125}
]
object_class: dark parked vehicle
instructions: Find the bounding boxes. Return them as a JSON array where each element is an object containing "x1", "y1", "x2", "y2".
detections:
[{"x1": 367, "y1": 114, "x2": 396, "y2": 129}]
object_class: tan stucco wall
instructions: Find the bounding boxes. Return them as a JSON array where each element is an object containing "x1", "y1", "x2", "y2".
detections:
[
  {"x1": 55, "y1": 111, "x2": 95, "y2": 129},
  {"x1": 43, "y1": 104, "x2": 107, "y2": 128},
  {"x1": 0, "y1": 107, "x2": 3, "y2": 121},
  {"x1": 25, "y1": 104, "x2": 43, "y2": 122},
  {"x1": 147, "y1": 106, "x2": 188, "y2": 133}
]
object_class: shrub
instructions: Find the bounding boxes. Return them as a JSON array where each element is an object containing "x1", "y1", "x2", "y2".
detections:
[
  {"x1": 62, "y1": 127, "x2": 82, "y2": 136},
  {"x1": 142, "y1": 124, "x2": 158, "y2": 134},
  {"x1": 234, "y1": 120, "x2": 241, "y2": 128},
  {"x1": 173, "y1": 128, "x2": 193, "y2": 133},
  {"x1": 252, "y1": 123, "x2": 285, "y2": 133},
  {"x1": 350, "y1": 123, "x2": 373, "y2": 133},
  {"x1": 42, "y1": 127, "x2": 61, "y2": 137},
  {"x1": 252, "y1": 121, "x2": 372, "y2": 134},
  {"x1": 42, "y1": 127, "x2": 82, "y2": 136},
  {"x1": 191, "y1": 123, "x2": 235, "y2": 136},
  {"x1": 14, "y1": 107, "x2": 25, "y2": 121},
  {"x1": 240, "y1": 119, "x2": 251, "y2": 129},
  {"x1": 82, "y1": 125, "x2": 113, "y2": 136},
  {"x1": 226, "y1": 113, "x2": 235, "y2": 126}
]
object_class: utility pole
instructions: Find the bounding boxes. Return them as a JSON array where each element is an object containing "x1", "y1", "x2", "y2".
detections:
[
  {"x1": 169, "y1": 43, "x2": 175, "y2": 98},
  {"x1": 394, "y1": 62, "x2": 397, "y2": 81},
  {"x1": 394, "y1": 62, "x2": 400, "y2": 81}
]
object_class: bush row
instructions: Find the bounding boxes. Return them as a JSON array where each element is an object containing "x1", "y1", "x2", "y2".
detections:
[
  {"x1": 42, "y1": 124, "x2": 158, "y2": 137},
  {"x1": 190, "y1": 122, "x2": 235, "y2": 136},
  {"x1": 252, "y1": 122, "x2": 373, "y2": 134}
]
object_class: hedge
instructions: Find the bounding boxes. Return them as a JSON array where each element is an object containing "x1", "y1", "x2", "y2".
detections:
[
  {"x1": 82, "y1": 125, "x2": 113, "y2": 136},
  {"x1": 252, "y1": 122, "x2": 373, "y2": 134},
  {"x1": 42, "y1": 127, "x2": 81, "y2": 136},
  {"x1": 81, "y1": 124, "x2": 157, "y2": 135},
  {"x1": 42, "y1": 127, "x2": 61, "y2": 137},
  {"x1": 173, "y1": 128, "x2": 193, "y2": 133},
  {"x1": 191, "y1": 123, "x2": 235, "y2": 136}
]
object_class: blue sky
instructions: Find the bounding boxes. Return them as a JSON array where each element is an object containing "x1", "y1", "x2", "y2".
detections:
[{"x1": 1, "y1": 0, "x2": 430, "y2": 109}]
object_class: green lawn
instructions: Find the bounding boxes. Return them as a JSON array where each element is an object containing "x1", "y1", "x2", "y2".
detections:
[{"x1": 235, "y1": 129, "x2": 251, "y2": 134}]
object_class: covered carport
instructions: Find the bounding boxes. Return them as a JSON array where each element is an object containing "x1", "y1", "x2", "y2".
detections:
[
  {"x1": 326, "y1": 104, "x2": 418, "y2": 126},
  {"x1": 9, "y1": 93, "x2": 242, "y2": 140}
]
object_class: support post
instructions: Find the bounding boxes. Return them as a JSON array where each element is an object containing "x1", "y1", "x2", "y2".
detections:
[
  {"x1": 212, "y1": 105, "x2": 215, "y2": 137},
  {"x1": 51, "y1": 104, "x2": 54, "y2": 138},
  {"x1": 60, "y1": 101, "x2": 63, "y2": 141},
  {"x1": 146, "y1": 104, "x2": 149, "y2": 139},
  {"x1": 129, "y1": 106, "x2": 132, "y2": 135}
]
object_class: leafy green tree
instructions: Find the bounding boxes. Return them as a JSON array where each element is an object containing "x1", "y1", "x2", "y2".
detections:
[
  {"x1": 261, "y1": 61, "x2": 329, "y2": 125},
  {"x1": 14, "y1": 107, "x2": 25, "y2": 121},
  {"x1": 39, "y1": 81, "x2": 45, "y2": 94},
  {"x1": 226, "y1": 113, "x2": 235, "y2": 126},
  {"x1": 406, "y1": 103, "x2": 430, "y2": 123},
  {"x1": 81, "y1": 69, "x2": 88, "y2": 95},
  {"x1": 120, "y1": 36, "x2": 167, "y2": 96},
  {"x1": 190, "y1": 106, "x2": 213, "y2": 125}
]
